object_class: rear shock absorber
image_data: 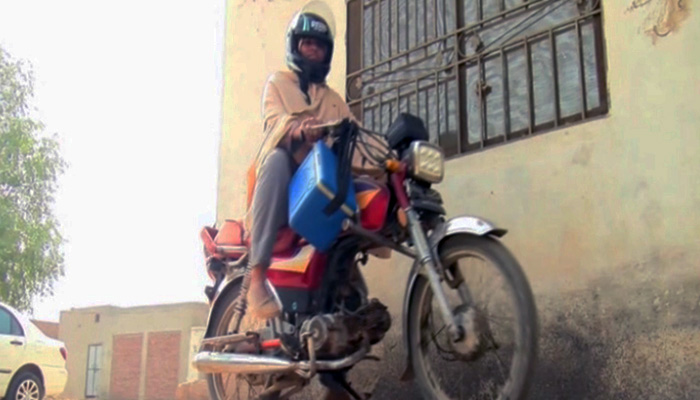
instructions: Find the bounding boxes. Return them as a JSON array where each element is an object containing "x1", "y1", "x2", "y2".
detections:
[{"x1": 231, "y1": 263, "x2": 253, "y2": 333}]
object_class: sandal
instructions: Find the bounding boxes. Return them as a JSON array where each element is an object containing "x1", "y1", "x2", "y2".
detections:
[{"x1": 247, "y1": 285, "x2": 282, "y2": 320}]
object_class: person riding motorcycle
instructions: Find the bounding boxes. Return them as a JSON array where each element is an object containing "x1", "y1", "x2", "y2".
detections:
[
  {"x1": 199, "y1": 6, "x2": 539, "y2": 400},
  {"x1": 244, "y1": 5, "x2": 385, "y2": 321}
]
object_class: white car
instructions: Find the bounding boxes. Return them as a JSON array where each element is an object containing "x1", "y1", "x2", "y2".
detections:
[{"x1": 0, "y1": 302, "x2": 67, "y2": 400}]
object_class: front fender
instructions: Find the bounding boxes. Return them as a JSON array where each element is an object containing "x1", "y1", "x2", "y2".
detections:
[
  {"x1": 429, "y1": 215, "x2": 507, "y2": 248},
  {"x1": 399, "y1": 215, "x2": 506, "y2": 381}
]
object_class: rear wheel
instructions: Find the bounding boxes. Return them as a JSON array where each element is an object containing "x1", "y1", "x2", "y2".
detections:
[
  {"x1": 205, "y1": 280, "x2": 281, "y2": 400},
  {"x1": 408, "y1": 235, "x2": 538, "y2": 400},
  {"x1": 8, "y1": 372, "x2": 44, "y2": 400}
]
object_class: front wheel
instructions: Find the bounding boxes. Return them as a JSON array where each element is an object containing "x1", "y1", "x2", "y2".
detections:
[{"x1": 408, "y1": 235, "x2": 538, "y2": 400}]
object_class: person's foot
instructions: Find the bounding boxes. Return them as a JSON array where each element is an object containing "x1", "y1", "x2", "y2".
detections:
[{"x1": 246, "y1": 266, "x2": 281, "y2": 320}]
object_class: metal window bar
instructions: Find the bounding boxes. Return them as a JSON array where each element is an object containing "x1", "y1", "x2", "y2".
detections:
[
  {"x1": 388, "y1": 0, "x2": 392, "y2": 59},
  {"x1": 434, "y1": 0, "x2": 439, "y2": 38},
  {"x1": 550, "y1": 29, "x2": 560, "y2": 127},
  {"x1": 379, "y1": 0, "x2": 383, "y2": 64},
  {"x1": 576, "y1": 19, "x2": 588, "y2": 119},
  {"x1": 478, "y1": 55, "x2": 487, "y2": 147},
  {"x1": 394, "y1": 0, "x2": 399, "y2": 57},
  {"x1": 443, "y1": 70, "x2": 450, "y2": 146},
  {"x1": 348, "y1": 0, "x2": 608, "y2": 157},
  {"x1": 424, "y1": 0, "x2": 429, "y2": 44},
  {"x1": 524, "y1": 37, "x2": 534, "y2": 135},
  {"x1": 404, "y1": 0, "x2": 409, "y2": 54},
  {"x1": 350, "y1": 8, "x2": 603, "y2": 106},
  {"x1": 350, "y1": 0, "x2": 556, "y2": 81},
  {"x1": 371, "y1": 3, "x2": 375, "y2": 67},
  {"x1": 501, "y1": 48, "x2": 511, "y2": 138},
  {"x1": 592, "y1": 15, "x2": 609, "y2": 114}
]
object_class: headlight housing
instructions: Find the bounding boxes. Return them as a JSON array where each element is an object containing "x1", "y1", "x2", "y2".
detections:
[{"x1": 404, "y1": 141, "x2": 445, "y2": 183}]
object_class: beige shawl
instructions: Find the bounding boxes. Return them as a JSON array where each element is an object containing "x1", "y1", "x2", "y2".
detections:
[
  {"x1": 245, "y1": 71, "x2": 391, "y2": 258},
  {"x1": 246, "y1": 71, "x2": 387, "y2": 210}
]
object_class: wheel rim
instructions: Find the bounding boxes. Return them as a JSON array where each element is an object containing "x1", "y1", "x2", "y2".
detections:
[
  {"x1": 16, "y1": 379, "x2": 40, "y2": 400},
  {"x1": 412, "y1": 246, "x2": 526, "y2": 400}
]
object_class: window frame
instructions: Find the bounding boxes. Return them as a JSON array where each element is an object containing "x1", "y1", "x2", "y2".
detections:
[
  {"x1": 84, "y1": 343, "x2": 103, "y2": 398},
  {"x1": 0, "y1": 306, "x2": 25, "y2": 337},
  {"x1": 346, "y1": 0, "x2": 609, "y2": 158}
]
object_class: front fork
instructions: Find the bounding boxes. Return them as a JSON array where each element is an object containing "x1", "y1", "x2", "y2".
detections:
[
  {"x1": 391, "y1": 170, "x2": 464, "y2": 342},
  {"x1": 405, "y1": 208, "x2": 464, "y2": 342}
]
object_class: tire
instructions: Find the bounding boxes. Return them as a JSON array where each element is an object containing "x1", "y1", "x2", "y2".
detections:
[
  {"x1": 7, "y1": 372, "x2": 44, "y2": 400},
  {"x1": 408, "y1": 235, "x2": 538, "y2": 400},
  {"x1": 205, "y1": 281, "x2": 281, "y2": 400}
]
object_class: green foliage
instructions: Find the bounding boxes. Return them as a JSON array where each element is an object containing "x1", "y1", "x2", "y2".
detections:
[{"x1": 0, "y1": 46, "x2": 66, "y2": 313}]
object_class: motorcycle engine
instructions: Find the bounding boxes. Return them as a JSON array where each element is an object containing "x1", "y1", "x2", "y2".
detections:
[{"x1": 299, "y1": 299, "x2": 391, "y2": 358}]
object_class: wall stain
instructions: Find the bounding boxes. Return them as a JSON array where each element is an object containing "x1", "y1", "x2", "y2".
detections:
[
  {"x1": 627, "y1": 0, "x2": 693, "y2": 43},
  {"x1": 572, "y1": 143, "x2": 594, "y2": 166}
]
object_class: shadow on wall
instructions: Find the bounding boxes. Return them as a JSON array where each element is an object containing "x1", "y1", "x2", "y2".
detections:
[{"x1": 292, "y1": 248, "x2": 700, "y2": 399}]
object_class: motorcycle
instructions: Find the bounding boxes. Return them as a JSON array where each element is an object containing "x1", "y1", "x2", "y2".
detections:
[{"x1": 193, "y1": 114, "x2": 538, "y2": 399}]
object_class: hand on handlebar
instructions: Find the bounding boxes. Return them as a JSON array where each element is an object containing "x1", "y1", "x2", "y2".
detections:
[
  {"x1": 294, "y1": 117, "x2": 324, "y2": 143},
  {"x1": 294, "y1": 119, "x2": 348, "y2": 143}
]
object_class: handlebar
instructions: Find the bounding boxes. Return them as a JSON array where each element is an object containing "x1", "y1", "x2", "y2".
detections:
[
  {"x1": 308, "y1": 120, "x2": 345, "y2": 131},
  {"x1": 307, "y1": 119, "x2": 347, "y2": 139},
  {"x1": 305, "y1": 119, "x2": 401, "y2": 172}
]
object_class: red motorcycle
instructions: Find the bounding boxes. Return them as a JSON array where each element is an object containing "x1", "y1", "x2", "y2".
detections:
[{"x1": 194, "y1": 115, "x2": 538, "y2": 400}]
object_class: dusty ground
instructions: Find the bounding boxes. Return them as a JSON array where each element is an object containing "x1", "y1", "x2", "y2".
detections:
[{"x1": 291, "y1": 249, "x2": 700, "y2": 399}]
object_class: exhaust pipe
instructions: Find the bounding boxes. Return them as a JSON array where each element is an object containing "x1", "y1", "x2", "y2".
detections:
[
  {"x1": 193, "y1": 346, "x2": 369, "y2": 375},
  {"x1": 193, "y1": 352, "x2": 296, "y2": 374}
]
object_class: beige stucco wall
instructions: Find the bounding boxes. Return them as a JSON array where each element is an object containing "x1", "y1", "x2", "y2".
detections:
[
  {"x1": 218, "y1": 0, "x2": 700, "y2": 398},
  {"x1": 186, "y1": 326, "x2": 206, "y2": 382},
  {"x1": 58, "y1": 302, "x2": 208, "y2": 400}
]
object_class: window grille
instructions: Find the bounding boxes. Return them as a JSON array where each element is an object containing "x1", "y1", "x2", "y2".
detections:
[{"x1": 346, "y1": 0, "x2": 608, "y2": 157}]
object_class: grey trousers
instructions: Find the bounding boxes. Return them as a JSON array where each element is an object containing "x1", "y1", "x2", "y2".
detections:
[{"x1": 249, "y1": 148, "x2": 296, "y2": 268}]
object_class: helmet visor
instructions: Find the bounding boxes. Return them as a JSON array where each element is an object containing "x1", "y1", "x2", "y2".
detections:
[{"x1": 296, "y1": 1, "x2": 336, "y2": 39}]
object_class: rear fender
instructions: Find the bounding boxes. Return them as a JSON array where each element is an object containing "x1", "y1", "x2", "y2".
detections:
[
  {"x1": 203, "y1": 270, "x2": 285, "y2": 340},
  {"x1": 203, "y1": 273, "x2": 244, "y2": 339},
  {"x1": 399, "y1": 215, "x2": 506, "y2": 381}
]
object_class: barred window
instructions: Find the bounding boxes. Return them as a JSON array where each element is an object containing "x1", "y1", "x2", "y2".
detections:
[
  {"x1": 346, "y1": 0, "x2": 608, "y2": 157},
  {"x1": 85, "y1": 344, "x2": 103, "y2": 398}
]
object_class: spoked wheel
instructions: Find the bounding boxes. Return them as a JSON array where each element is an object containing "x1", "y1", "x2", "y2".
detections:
[
  {"x1": 206, "y1": 281, "x2": 281, "y2": 400},
  {"x1": 8, "y1": 372, "x2": 43, "y2": 400},
  {"x1": 409, "y1": 235, "x2": 538, "y2": 400}
]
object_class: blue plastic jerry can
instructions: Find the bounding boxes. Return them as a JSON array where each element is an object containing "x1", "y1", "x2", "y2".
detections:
[{"x1": 288, "y1": 141, "x2": 357, "y2": 251}]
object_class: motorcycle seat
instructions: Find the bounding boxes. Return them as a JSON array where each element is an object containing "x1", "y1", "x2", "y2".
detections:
[{"x1": 201, "y1": 219, "x2": 300, "y2": 260}]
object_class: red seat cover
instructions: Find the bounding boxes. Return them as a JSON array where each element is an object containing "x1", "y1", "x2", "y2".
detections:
[{"x1": 210, "y1": 219, "x2": 299, "y2": 258}]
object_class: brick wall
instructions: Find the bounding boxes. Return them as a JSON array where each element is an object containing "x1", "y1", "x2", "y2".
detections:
[
  {"x1": 145, "y1": 331, "x2": 181, "y2": 400},
  {"x1": 110, "y1": 333, "x2": 143, "y2": 400}
]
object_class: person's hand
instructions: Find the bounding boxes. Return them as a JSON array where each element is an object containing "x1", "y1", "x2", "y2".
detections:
[{"x1": 295, "y1": 117, "x2": 324, "y2": 143}]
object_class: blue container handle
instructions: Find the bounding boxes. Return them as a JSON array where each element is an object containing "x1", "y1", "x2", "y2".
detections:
[{"x1": 324, "y1": 119, "x2": 357, "y2": 216}]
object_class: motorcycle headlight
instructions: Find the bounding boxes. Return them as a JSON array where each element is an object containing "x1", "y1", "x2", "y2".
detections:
[{"x1": 405, "y1": 141, "x2": 445, "y2": 184}]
